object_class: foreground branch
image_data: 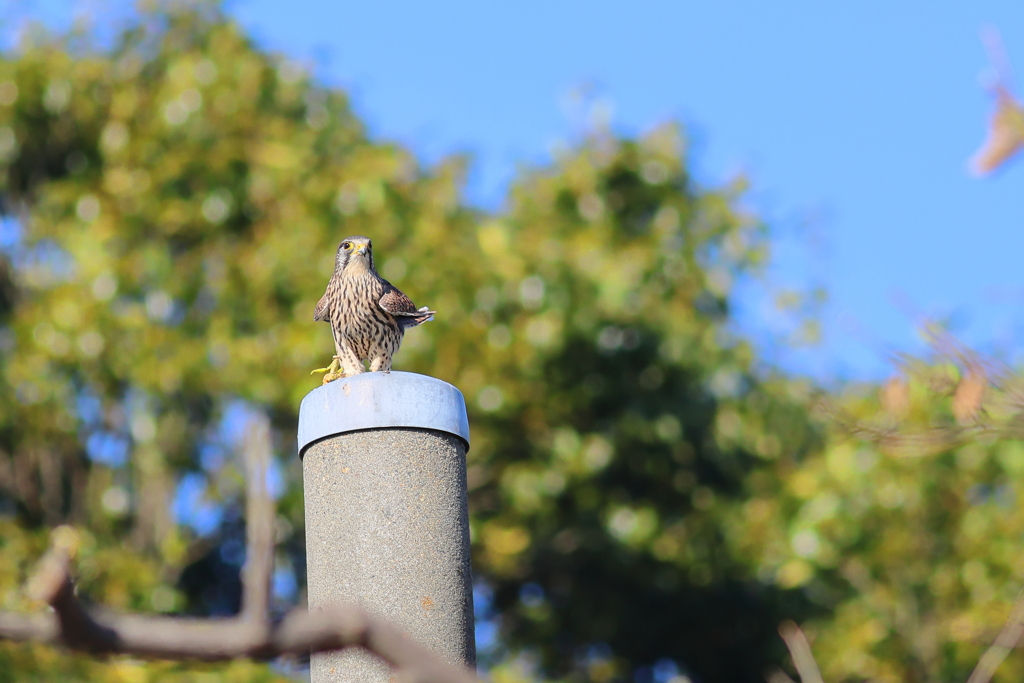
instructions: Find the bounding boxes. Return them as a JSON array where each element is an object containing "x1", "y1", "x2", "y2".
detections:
[
  {"x1": 966, "y1": 589, "x2": 1024, "y2": 683},
  {"x1": 0, "y1": 413, "x2": 479, "y2": 683},
  {"x1": 778, "y1": 621, "x2": 823, "y2": 683},
  {"x1": 0, "y1": 568, "x2": 475, "y2": 683},
  {"x1": 240, "y1": 414, "x2": 274, "y2": 624}
]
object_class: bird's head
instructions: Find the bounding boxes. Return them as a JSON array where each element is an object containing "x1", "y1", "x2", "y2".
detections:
[{"x1": 335, "y1": 236, "x2": 374, "y2": 275}]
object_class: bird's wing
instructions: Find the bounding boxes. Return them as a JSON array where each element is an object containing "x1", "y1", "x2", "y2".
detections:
[
  {"x1": 378, "y1": 282, "x2": 434, "y2": 317},
  {"x1": 313, "y1": 291, "x2": 330, "y2": 322}
]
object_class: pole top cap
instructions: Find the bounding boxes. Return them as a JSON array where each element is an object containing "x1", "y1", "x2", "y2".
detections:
[{"x1": 297, "y1": 372, "x2": 470, "y2": 457}]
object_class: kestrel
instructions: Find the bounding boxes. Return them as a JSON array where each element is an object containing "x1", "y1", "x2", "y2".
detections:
[{"x1": 311, "y1": 236, "x2": 434, "y2": 383}]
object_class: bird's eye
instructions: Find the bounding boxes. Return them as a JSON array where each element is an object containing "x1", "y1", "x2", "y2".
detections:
[{"x1": 342, "y1": 242, "x2": 351, "y2": 250}]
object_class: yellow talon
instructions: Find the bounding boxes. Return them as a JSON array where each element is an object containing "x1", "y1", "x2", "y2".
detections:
[{"x1": 311, "y1": 356, "x2": 344, "y2": 384}]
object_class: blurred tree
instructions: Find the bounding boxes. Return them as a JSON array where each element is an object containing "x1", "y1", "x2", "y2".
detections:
[
  {"x1": 0, "y1": 4, "x2": 446, "y2": 679},
  {"x1": 725, "y1": 329, "x2": 1024, "y2": 683},
  {"x1": 718, "y1": 28, "x2": 1024, "y2": 683},
  {"x1": 459, "y1": 129, "x2": 825, "y2": 682},
  {"x1": 0, "y1": 3, "x2": 849, "y2": 683}
]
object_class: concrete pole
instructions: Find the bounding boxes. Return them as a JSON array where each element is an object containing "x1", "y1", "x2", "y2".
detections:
[{"x1": 297, "y1": 371, "x2": 474, "y2": 682}]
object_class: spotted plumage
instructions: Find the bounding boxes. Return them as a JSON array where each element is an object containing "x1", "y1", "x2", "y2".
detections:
[{"x1": 313, "y1": 236, "x2": 434, "y2": 380}]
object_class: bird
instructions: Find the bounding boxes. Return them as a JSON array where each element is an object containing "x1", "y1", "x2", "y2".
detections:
[{"x1": 310, "y1": 236, "x2": 435, "y2": 383}]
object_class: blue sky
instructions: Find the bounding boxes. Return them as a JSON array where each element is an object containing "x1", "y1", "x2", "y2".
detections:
[
  {"x1": 220, "y1": 0, "x2": 1024, "y2": 382},
  {"x1": 10, "y1": 0, "x2": 1024, "y2": 381}
]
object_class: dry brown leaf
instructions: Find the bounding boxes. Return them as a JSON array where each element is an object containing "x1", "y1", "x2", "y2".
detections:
[
  {"x1": 880, "y1": 375, "x2": 910, "y2": 419},
  {"x1": 953, "y1": 371, "x2": 987, "y2": 424},
  {"x1": 972, "y1": 28, "x2": 1024, "y2": 174},
  {"x1": 971, "y1": 87, "x2": 1024, "y2": 175}
]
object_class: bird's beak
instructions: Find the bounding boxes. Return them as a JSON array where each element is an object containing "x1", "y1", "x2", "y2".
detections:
[{"x1": 355, "y1": 244, "x2": 368, "y2": 256}]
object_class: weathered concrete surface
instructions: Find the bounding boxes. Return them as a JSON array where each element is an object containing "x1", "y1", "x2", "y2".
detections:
[{"x1": 302, "y1": 426, "x2": 474, "y2": 682}]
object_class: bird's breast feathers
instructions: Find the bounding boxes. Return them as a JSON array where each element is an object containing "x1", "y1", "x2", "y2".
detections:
[{"x1": 331, "y1": 275, "x2": 388, "y2": 323}]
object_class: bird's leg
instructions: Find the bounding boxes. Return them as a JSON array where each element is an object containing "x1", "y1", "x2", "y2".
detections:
[
  {"x1": 337, "y1": 344, "x2": 366, "y2": 378},
  {"x1": 369, "y1": 355, "x2": 393, "y2": 373},
  {"x1": 310, "y1": 356, "x2": 342, "y2": 377},
  {"x1": 323, "y1": 360, "x2": 346, "y2": 384},
  {"x1": 310, "y1": 356, "x2": 345, "y2": 384}
]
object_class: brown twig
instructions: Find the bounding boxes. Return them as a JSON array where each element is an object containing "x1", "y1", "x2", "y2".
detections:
[
  {"x1": 765, "y1": 668, "x2": 798, "y2": 683},
  {"x1": 0, "y1": 592, "x2": 478, "y2": 681},
  {"x1": 779, "y1": 621, "x2": 824, "y2": 683},
  {"x1": 0, "y1": 414, "x2": 479, "y2": 683},
  {"x1": 240, "y1": 413, "x2": 273, "y2": 624},
  {"x1": 966, "y1": 589, "x2": 1024, "y2": 683},
  {"x1": 971, "y1": 27, "x2": 1024, "y2": 175}
]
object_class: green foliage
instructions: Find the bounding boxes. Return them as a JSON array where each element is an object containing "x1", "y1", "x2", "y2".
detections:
[
  {"x1": 0, "y1": 7, "x2": 820, "y2": 678},
  {"x1": 721, "y1": 347, "x2": 1024, "y2": 683},
  {"x1": 0, "y1": 5, "x2": 431, "y2": 679},
  {"x1": 458, "y1": 128, "x2": 825, "y2": 681}
]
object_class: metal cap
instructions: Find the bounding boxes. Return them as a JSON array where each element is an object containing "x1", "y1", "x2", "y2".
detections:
[{"x1": 297, "y1": 371, "x2": 470, "y2": 457}]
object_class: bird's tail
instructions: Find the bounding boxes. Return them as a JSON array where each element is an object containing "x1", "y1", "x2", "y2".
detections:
[{"x1": 397, "y1": 305, "x2": 435, "y2": 329}]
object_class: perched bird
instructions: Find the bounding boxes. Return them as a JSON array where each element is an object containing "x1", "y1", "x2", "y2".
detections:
[{"x1": 311, "y1": 236, "x2": 434, "y2": 383}]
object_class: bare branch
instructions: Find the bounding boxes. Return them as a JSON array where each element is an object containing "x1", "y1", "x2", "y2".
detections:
[
  {"x1": 240, "y1": 413, "x2": 274, "y2": 623},
  {"x1": 0, "y1": 427, "x2": 481, "y2": 683},
  {"x1": 1, "y1": 598, "x2": 477, "y2": 681},
  {"x1": 274, "y1": 606, "x2": 479, "y2": 683},
  {"x1": 0, "y1": 612, "x2": 56, "y2": 642},
  {"x1": 0, "y1": 550, "x2": 478, "y2": 682},
  {"x1": 779, "y1": 621, "x2": 824, "y2": 683},
  {"x1": 966, "y1": 590, "x2": 1024, "y2": 683}
]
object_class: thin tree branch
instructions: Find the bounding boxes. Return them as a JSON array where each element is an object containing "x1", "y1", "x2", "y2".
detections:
[
  {"x1": 779, "y1": 621, "x2": 824, "y2": 683},
  {"x1": 240, "y1": 413, "x2": 274, "y2": 624},
  {"x1": 0, "y1": 612, "x2": 56, "y2": 642},
  {"x1": 966, "y1": 589, "x2": 1024, "y2": 683},
  {"x1": 0, "y1": 573, "x2": 476, "y2": 683}
]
